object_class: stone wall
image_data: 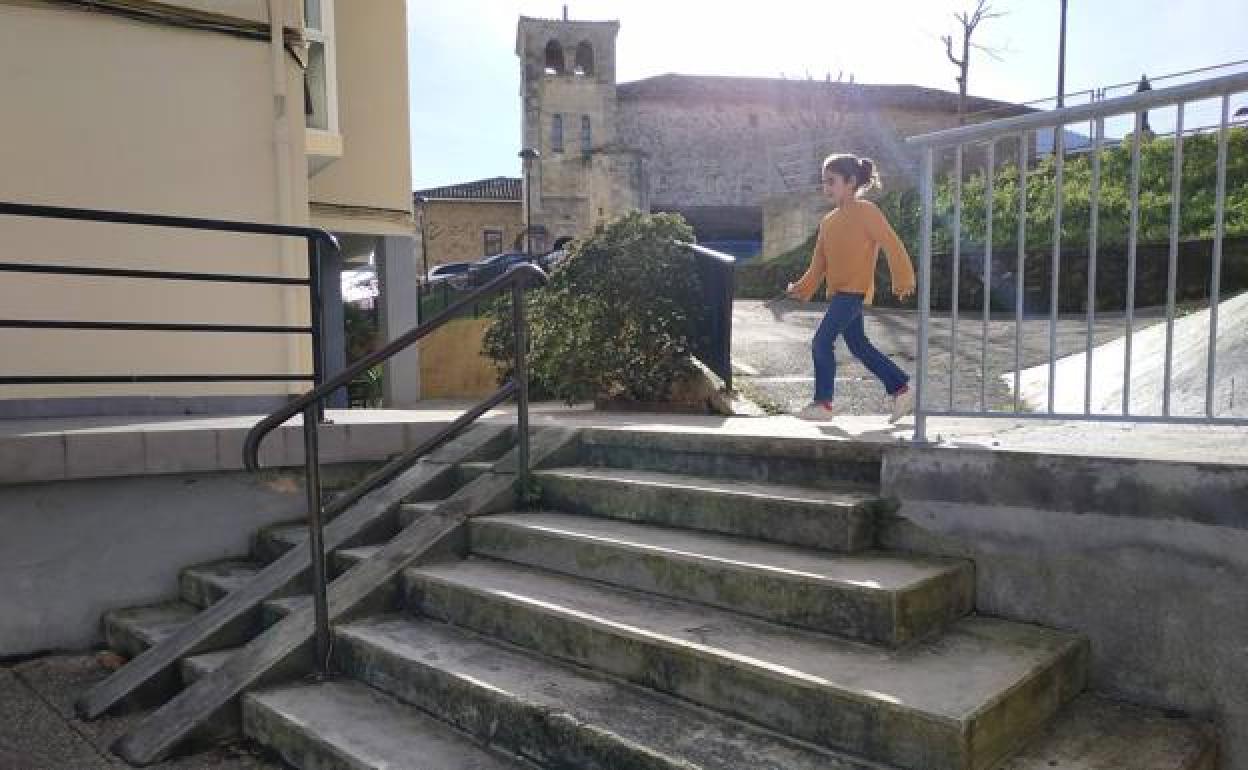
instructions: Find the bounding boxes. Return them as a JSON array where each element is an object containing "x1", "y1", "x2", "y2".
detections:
[
  {"x1": 420, "y1": 200, "x2": 524, "y2": 268},
  {"x1": 417, "y1": 318, "x2": 498, "y2": 399},
  {"x1": 761, "y1": 191, "x2": 829, "y2": 260}
]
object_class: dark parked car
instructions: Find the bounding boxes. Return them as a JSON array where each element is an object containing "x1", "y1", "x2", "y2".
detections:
[
  {"x1": 426, "y1": 261, "x2": 471, "y2": 286},
  {"x1": 465, "y1": 251, "x2": 534, "y2": 287}
]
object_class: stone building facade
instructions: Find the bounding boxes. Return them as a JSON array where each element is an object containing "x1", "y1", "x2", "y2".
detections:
[
  {"x1": 516, "y1": 14, "x2": 1027, "y2": 259},
  {"x1": 414, "y1": 177, "x2": 525, "y2": 272}
]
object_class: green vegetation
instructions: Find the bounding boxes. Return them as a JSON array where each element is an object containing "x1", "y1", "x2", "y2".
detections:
[
  {"x1": 482, "y1": 212, "x2": 702, "y2": 404},
  {"x1": 738, "y1": 126, "x2": 1248, "y2": 309}
]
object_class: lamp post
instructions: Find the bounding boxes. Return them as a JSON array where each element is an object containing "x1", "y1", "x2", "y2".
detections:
[
  {"x1": 1056, "y1": 0, "x2": 1068, "y2": 109},
  {"x1": 415, "y1": 195, "x2": 430, "y2": 281},
  {"x1": 518, "y1": 148, "x2": 540, "y2": 256}
]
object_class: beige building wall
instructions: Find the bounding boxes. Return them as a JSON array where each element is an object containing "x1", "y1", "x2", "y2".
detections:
[
  {"x1": 0, "y1": 0, "x2": 414, "y2": 414},
  {"x1": 421, "y1": 201, "x2": 525, "y2": 268},
  {"x1": 0, "y1": 1, "x2": 311, "y2": 407},
  {"x1": 308, "y1": 0, "x2": 413, "y2": 237}
]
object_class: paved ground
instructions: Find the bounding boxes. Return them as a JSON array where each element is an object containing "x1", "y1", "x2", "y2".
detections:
[
  {"x1": 0, "y1": 655, "x2": 281, "y2": 770},
  {"x1": 731, "y1": 299, "x2": 1165, "y2": 415}
]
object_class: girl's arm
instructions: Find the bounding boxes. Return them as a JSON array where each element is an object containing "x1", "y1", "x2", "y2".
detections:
[
  {"x1": 864, "y1": 203, "x2": 917, "y2": 299},
  {"x1": 787, "y1": 226, "x2": 826, "y2": 301}
]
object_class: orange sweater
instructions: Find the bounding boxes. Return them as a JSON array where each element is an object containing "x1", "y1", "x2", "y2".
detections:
[{"x1": 791, "y1": 198, "x2": 916, "y2": 305}]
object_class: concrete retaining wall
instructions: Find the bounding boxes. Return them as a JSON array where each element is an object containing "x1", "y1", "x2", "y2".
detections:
[
  {"x1": 879, "y1": 447, "x2": 1248, "y2": 770},
  {"x1": 0, "y1": 464, "x2": 373, "y2": 659}
]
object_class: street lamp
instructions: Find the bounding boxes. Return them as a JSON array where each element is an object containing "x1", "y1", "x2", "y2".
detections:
[
  {"x1": 1056, "y1": 0, "x2": 1068, "y2": 109},
  {"x1": 415, "y1": 195, "x2": 430, "y2": 281},
  {"x1": 518, "y1": 147, "x2": 540, "y2": 256}
]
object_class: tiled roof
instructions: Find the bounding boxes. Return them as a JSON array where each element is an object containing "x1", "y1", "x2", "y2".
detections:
[
  {"x1": 617, "y1": 74, "x2": 1028, "y2": 117},
  {"x1": 414, "y1": 177, "x2": 522, "y2": 202}
]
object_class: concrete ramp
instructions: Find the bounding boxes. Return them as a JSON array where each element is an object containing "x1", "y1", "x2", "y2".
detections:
[{"x1": 1011, "y1": 292, "x2": 1248, "y2": 417}]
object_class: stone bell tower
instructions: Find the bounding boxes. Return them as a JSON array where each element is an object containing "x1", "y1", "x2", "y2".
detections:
[{"x1": 516, "y1": 12, "x2": 646, "y2": 245}]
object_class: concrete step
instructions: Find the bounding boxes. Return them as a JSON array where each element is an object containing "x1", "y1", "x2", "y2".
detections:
[
  {"x1": 180, "y1": 648, "x2": 234, "y2": 685},
  {"x1": 535, "y1": 466, "x2": 879, "y2": 552},
  {"x1": 404, "y1": 558, "x2": 1089, "y2": 770},
  {"x1": 243, "y1": 679, "x2": 533, "y2": 770},
  {"x1": 1005, "y1": 694, "x2": 1216, "y2": 770},
  {"x1": 457, "y1": 460, "x2": 493, "y2": 485},
  {"x1": 253, "y1": 509, "x2": 397, "y2": 566},
  {"x1": 179, "y1": 560, "x2": 264, "y2": 609},
  {"x1": 335, "y1": 614, "x2": 887, "y2": 770},
  {"x1": 469, "y1": 512, "x2": 973, "y2": 645},
  {"x1": 576, "y1": 426, "x2": 884, "y2": 487},
  {"x1": 103, "y1": 601, "x2": 199, "y2": 660},
  {"x1": 397, "y1": 500, "x2": 441, "y2": 529}
]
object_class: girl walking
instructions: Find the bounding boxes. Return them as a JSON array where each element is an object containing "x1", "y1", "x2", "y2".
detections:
[{"x1": 786, "y1": 154, "x2": 917, "y2": 423}]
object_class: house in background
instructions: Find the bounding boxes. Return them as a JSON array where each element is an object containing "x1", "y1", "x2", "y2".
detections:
[
  {"x1": 0, "y1": 0, "x2": 420, "y2": 415},
  {"x1": 414, "y1": 177, "x2": 528, "y2": 275}
]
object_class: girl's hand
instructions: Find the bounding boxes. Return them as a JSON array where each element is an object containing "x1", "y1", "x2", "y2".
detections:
[
  {"x1": 893, "y1": 282, "x2": 916, "y2": 301},
  {"x1": 785, "y1": 282, "x2": 800, "y2": 299}
]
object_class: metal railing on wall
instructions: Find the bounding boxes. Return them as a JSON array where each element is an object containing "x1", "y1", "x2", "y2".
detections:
[
  {"x1": 682, "y1": 242, "x2": 737, "y2": 392},
  {"x1": 905, "y1": 71, "x2": 1248, "y2": 441},
  {"x1": 0, "y1": 202, "x2": 336, "y2": 405}
]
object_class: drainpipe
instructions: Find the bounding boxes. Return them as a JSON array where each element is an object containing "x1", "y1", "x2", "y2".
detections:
[
  {"x1": 269, "y1": 0, "x2": 294, "y2": 225},
  {"x1": 269, "y1": 0, "x2": 303, "y2": 382}
]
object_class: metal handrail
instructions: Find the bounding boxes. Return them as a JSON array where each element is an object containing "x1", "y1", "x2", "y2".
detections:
[
  {"x1": 242, "y1": 261, "x2": 548, "y2": 676},
  {"x1": 906, "y1": 70, "x2": 1247, "y2": 441},
  {"x1": 906, "y1": 70, "x2": 1248, "y2": 147},
  {"x1": 0, "y1": 201, "x2": 338, "y2": 398}
]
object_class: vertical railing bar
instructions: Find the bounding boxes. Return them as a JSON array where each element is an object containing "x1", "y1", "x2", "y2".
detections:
[
  {"x1": 1163, "y1": 102, "x2": 1185, "y2": 416},
  {"x1": 1015, "y1": 131, "x2": 1028, "y2": 413},
  {"x1": 1124, "y1": 111, "x2": 1143, "y2": 416},
  {"x1": 1048, "y1": 126, "x2": 1065, "y2": 414},
  {"x1": 307, "y1": 238, "x2": 327, "y2": 424},
  {"x1": 1084, "y1": 116, "x2": 1103, "y2": 415},
  {"x1": 982, "y1": 140, "x2": 995, "y2": 412},
  {"x1": 512, "y1": 280, "x2": 532, "y2": 499},
  {"x1": 915, "y1": 147, "x2": 935, "y2": 441},
  {"x1": 950, "y1": 145, "x2": 963, "y2": 412},
  {"x1": 301, "y1": 405, "x2": 331, "y2": 678},
  {"x1": 1207, "y1": 93, "x2": 1230, "y2": 417}
]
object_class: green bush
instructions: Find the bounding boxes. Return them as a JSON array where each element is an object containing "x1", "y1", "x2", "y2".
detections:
[{"x1": 482, "y1": 211, "x2": 701, "y2": 404}]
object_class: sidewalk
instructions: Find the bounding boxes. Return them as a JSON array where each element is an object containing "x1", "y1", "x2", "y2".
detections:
[{"x1": 0, "y1": 655, "x2": 279, "y2": 769}]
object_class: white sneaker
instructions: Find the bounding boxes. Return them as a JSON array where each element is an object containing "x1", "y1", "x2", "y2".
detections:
[
  {"x1": 797, "y1": 401, "x2": 836, "y2": 421},
  {"x1": 889, "y1": 386, "x2": 915, "y2": 424}
]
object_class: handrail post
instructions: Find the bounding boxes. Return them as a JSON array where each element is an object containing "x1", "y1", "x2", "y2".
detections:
[
  {"x1": 301, "y1": 404, "x2": 332, "y2": 678},
  {"x1": 914, "y1": 147, "x2": 934, "y2": 443},
  {"x1": 511, "y1": 280, "x2": 531, "y2": 500},
  {"x1": 307, "y1": 238, "x2": 327, "y2": 424}
]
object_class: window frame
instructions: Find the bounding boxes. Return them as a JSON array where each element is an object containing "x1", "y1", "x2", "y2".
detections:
[
  {"x1": 551, "y1": 113, "x2": 564, "y2": 154},
  {"x1": 483, "y1": 228, "x2": 504, "y2": 257},
  {"x1": 304, "y1": 0, "x2": 339, "y2": 136},
  {"x1": 581, "y1": 114, "x2": 592, "y2": 157}
]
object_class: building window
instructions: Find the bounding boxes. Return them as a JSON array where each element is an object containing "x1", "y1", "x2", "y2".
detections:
[
  {"x1": 551, "y1": 114, "x2": 564, "y2": 153},
  {"x1": 483, "y1": 229, "x2": 503, "y2": 256},
  {"x1": 304, "y1": 0, "x2": 338, "y2": 133},
  {"x1": 581, "y1": 115, "x2": 592, "y2": 157},
  {"x1": 574, "y1": 42, "x2": 594, "y2": 76},
  {"x1": 544, "y1": 40, "x2": 565, "y2": 75}
]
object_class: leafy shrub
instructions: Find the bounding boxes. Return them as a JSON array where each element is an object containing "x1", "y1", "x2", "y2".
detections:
[{"x1": 482, "y1": 211, "x2": 701, "y2": 404}]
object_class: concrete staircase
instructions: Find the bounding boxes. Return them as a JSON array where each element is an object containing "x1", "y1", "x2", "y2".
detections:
[{"x1": 97, "y1": 430, "x2": 1215, "y2": 769}]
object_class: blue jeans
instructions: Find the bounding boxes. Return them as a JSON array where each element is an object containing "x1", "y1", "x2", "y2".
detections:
[{"x1": 812, "y1": 293, "x2": 909, "y2": 402}]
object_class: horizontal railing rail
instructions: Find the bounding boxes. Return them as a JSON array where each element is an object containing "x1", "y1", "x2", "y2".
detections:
[
  {"x1": 0, "y1": 201, "x2": 337, "y2": 393},
  {"x1": 905, "y1": 71, "x2": 1248, "y2": 440},
  {"x1": 680, "y1": 242, "x2": 737, "y2": 391},
  {"x1": 242, "y1": 262, "x2": 548, "y2": 677}
]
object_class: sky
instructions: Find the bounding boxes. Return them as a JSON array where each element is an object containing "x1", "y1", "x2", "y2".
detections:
[{"x1": 406, "y1": 0, "x2": 1247, "y2": 190}]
